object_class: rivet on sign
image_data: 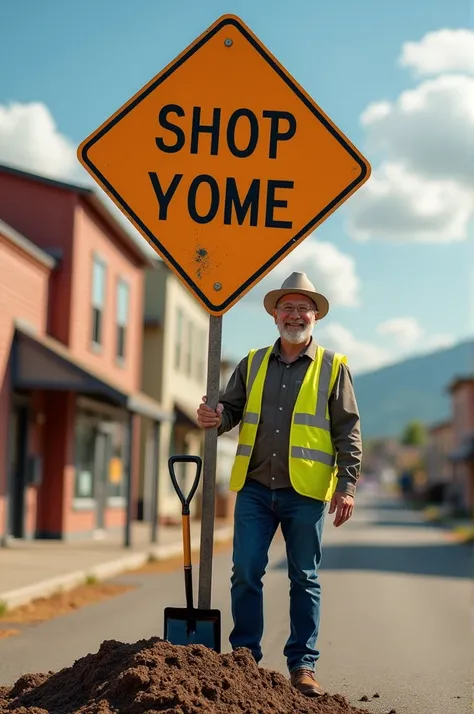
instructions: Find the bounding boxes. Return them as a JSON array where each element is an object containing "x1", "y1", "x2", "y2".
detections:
[
  {"x1": 214, "y1": 282, "x2": 222, "y2": 291},
  {"x1": 224, "y1": 38, "x2": 233, "y2": 47}
]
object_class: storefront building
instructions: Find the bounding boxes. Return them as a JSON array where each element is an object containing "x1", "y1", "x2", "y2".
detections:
[
  {"x1": 0, "y1": 163, "x2": 171, "y2": 542},
  {"x1": 447, "y1": 377, "x2": 474, "y2": 516}
]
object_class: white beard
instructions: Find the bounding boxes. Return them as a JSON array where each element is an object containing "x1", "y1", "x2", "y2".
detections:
[{"x1": 277, "y1": 322, "x2": 313, "y2": 344}]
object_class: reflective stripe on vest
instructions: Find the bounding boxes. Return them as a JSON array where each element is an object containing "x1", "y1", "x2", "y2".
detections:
[
  {"x1": 240, "y1": 347, "x2": 268, "y2": 427},
  {"x1": 229, "y1": 344, "x2": 347, "y2": 501},
  {"x1": 293, "y1": 349, "x2": 335, "y2": 430}
]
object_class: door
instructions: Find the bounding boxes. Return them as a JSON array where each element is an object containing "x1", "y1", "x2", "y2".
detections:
[
  {"x1": 10, "y1": 405, "x2": 29, "y2": 538},
  {"x1": 94, "y1": 428, "x2": 113, "y2": 530}
]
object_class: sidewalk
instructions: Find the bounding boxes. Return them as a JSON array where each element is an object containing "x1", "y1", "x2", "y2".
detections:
[
  {"x1": 0, "y1": 519, "x2": 233, "y2": 610},
  {"x1": 380, "y1": 486, "x2": 473, "y2": 544},
  {"x1": 421, "y1": 506, "x2": 473, "y2": 543}
]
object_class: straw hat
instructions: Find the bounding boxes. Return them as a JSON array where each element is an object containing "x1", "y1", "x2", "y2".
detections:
[{"x1": 263, "y1": 272, "x2": 329, "y2": 319}]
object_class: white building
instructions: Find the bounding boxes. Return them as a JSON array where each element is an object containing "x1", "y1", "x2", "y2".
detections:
[
  {"x1": 139, "y1": 260, "x2": 209, "y2": 521},
  {"x1": 138, "y1": 267, "x2": 240, "y2": 524}
]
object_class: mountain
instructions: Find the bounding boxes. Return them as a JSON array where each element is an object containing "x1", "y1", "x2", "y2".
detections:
[{"x1": 352, "y1": 339, "x2": 474, "y2": 439}]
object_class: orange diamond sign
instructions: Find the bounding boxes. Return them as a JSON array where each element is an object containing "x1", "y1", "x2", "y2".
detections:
[{"x1": 78, "y1": 14, "x2": 371, "y2": 315}]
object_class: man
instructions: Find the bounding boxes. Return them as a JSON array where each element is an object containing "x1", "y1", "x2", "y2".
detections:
[{"x1": 197, "y1": 271, "x2": 362, "y2": 697}]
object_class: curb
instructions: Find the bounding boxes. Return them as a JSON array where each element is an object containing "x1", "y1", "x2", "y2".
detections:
[
  {"x1": 421, "y1": 509, "x2": 473, "y2": 541},
  {"x1": 445, "y1": 526, "x2": 474, "y2": 545},
  {"x1": 0, "y1": 526, "x2": 233, "y2": 611}
]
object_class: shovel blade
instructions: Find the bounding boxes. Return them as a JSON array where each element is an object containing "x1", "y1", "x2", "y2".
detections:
[{"x1": 164, "y1": 606, "x2": 221, "y2": 652}]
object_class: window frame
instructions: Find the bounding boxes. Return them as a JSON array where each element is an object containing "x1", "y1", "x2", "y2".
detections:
[
  {"x1": 90, "y1": 254, "x2": 107, "y2": 351},
  {"x1": 115, "y1": 276, "x2": 130, "y2": 365},
  {"x1": 186, "y1": 319, "x2": 193, "y2": 377},
  {"x1": 175, "y1": 307, "x2": 184, "y2": 370}
]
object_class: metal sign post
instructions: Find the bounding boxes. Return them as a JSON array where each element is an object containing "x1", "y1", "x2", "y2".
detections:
[
  {"x1": 77, "y1": 13, "x2": 371, "y2": 613},
  {"x1": 198, "y1": 315, "x2": 222, "y2": 608}
]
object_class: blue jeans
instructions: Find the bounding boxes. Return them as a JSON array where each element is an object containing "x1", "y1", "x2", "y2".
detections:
[{"x1": 229, "y1": 478, "x2": 326, "y2": 673}]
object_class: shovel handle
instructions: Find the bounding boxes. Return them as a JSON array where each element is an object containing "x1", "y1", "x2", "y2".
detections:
[{"x1": 168, "y1": 455, "x2": 202, "y2": 516}]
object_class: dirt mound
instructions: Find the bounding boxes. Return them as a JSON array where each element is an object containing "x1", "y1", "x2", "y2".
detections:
[{"x1": 0, "y1": 637, "x2": 370, "y2": 714}]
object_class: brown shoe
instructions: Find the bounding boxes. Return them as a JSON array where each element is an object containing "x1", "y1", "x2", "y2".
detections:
[{"x1": 290, "y1": 668, "x2": 324, "y2": 697}]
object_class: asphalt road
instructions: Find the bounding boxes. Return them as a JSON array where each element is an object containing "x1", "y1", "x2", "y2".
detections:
[{"x1": 0, "y1": 486, "x2": 472, "y2": 714}]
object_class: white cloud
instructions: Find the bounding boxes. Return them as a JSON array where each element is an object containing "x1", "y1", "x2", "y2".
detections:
[
  {"x1": 377, "y1": 316, "x2": 454, "y2": 356},
  {"x1": 317, "y1": 323, "x2": 391, "y2": 374},
  {"x1": 347, "y1": 31, "x2": 474, "y2": 244},
  {"x1": 348, "y1": 162, "x2": 472, "y2": 243},
  {"x1": 360, "y1": 101, "x2": 391, "y2": 125},
  {"x1": 317, "y1": 319, "x2": 455, "y2": 375},
  {"x1": 423, "y1": 333, "x2": 455, "y2": 351},
  {"x1": 0, "y1": 100, "x2": 158, "y2": 257},
  {"x1": 360, "y1": 75, "x2": 474, "y2": 186},
  {"x1": 0, "y1": 101, "x2": 80, "y2": 181},
  {"x1": 245, "y1": 235, "x2": 361, "y2": 309},
  {"x1": 377, "y1": 317, "x2": 423, "y2": 347},
  {"x1": 352, "y1": 74, "x2": 474, "y2": 244},
  {"x1": 399, "y1": 29, "x2": 474, "y2": 77}
]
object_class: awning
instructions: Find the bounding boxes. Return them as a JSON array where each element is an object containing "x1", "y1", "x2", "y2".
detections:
[
  {"x1": 174, "y1": 399, "x2": 200, "y2": 429},
  {"x1": 448, "y1": 434, "x2": 474, "y2": 463},
  {"x1": 12, "y1": 321, "x2": 173, "y2": 423}
]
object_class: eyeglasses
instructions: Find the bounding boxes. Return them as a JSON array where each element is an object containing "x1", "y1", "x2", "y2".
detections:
[{"x1": 276, "y1": 303, "x2": 316, "y2": 315}]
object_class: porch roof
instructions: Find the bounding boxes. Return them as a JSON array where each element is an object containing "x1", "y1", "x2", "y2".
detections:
[
  {"x1": 12, "y1": 321, "x2": 174, "y2": 423},
  {"x1": 448, "y1": 434, "x2": 474, "y2": 463}
]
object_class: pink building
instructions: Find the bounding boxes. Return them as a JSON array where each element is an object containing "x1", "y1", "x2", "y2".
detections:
[
  {"x1": 447, "y1": 377, "x2": 474, "y2": 515},
  {"x1": 425, "y1": 421, "x2": 453, "y2": 503},
  {"x1": 0, "y1": 163, "x2": 171, "y2": 543}
]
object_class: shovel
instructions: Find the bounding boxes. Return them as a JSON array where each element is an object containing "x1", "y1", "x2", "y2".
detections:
[{"x1": 163, "y1": 454, "x2": 221, "y2": 652}]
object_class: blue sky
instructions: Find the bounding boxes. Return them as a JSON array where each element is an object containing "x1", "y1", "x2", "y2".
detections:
[{"x1": 0, "y1": 0, "x2": 472, "y2": 373}]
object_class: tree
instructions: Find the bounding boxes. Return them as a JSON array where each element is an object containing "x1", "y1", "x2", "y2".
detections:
[{"x1": 400, "y1": 420, "x2": 427, "y2": 446}]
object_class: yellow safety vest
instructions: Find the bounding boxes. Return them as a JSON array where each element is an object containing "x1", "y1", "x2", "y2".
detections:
[{"x1": 229, "y1": 344, "x2": 347, "y2": 501}]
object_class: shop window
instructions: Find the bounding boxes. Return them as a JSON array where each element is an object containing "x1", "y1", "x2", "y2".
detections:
[
  {"x1": 186, "y1": 320, "x2": 193, "y2": 376},
  {"x1": 74, "y1": 412, "x2": 128, "y2": 506},
  {"x1": 74, "y1": 416, "x2": 96, "y2": 499},
  {"x1": 196, "y1": 328, "x2": 206, "y2": 382},
  {"x1": 107, "y1": 422, "x2": 127, "y2": 501},
  {"x1": 175, "y1": 307, "x2": 184, "y2": 370}
]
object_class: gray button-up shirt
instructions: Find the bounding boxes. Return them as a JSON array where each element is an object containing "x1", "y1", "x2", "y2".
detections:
[{"x1": 218, "y1": 338, "x2": 362, "y2": 497}]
